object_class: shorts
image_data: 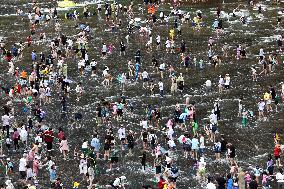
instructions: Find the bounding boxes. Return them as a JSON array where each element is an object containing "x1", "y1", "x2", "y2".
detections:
[
  {"x1": 225, "y1": 85, "x2": 229, "y2": 89},
  {"x1": 156, "y1": 42, "x2": 160, "y2": 45},
  {"x1": 120, "y1": 138, "x2": 125, "y2": 142},
  {"x1": 275, "y1": 155, "x2": 280, "y2": 160},
  {"x1": 183, "y1": 143, "x2": 191, "y2": 151},
  {"x1": 111, "y1": 157, "x2": 118, "y2": 163},
  {"x1": 215, "y1": 149, "x2": 221, "y2": 153},
  {"x1": 117, "y1": 109, "x2": 123, "y2": 116},
  {"x1": 178, "y1": 119, "x2": 184, "y2": 124},
  {"x1": 155, "y1": 166, "x2": 161, "y2": 174},
  {"x1": 102, "y1": 52, "x2": 106, "y2": 56},
  {"x1": 278, "y1": 40, "x2": 283, "y2": 47},
  {"x1": 143, "y1": 78, "x2": 148, "y2": 82},
  {"x1": 92, "y1": 66, "x2": 96, "y2": 71},
  {"x1": 128, "y1": 143, "x2": 134, "y2": 149},
  {"x1": 150, "y1": 143, "x2": 156, "y2": 150}
]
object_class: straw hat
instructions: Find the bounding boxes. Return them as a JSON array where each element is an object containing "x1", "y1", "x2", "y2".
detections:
[{"x1": 80, "y1": 153, "x2": 85, "y2": 159}]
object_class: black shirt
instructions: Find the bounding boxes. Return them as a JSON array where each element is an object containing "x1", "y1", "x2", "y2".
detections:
[
  {"x1": 216, "y1": 177, "x2": 226, "y2": 189},
  {"x1": 249, "y1": 180, "x2": 258, "y2": 189}
]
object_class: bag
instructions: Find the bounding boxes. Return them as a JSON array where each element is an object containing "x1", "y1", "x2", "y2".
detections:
[
  {"x1": 211, "y1": 124, "x2": 217, "y2": 132},
  {"x1": 151, "y1": 135, "x2": 156, "y2": 144},
  {"x1": 75, "y1": 112, "x2": 82, "y2": 120}
]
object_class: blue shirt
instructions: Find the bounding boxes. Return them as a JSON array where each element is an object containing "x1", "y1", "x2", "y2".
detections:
[
  {"x1": 50, "y1": 169, "x2": 57, "y2": 181},
  {"x1": 191, "y1": 138, "x2": 199, "y2": 150},
  {"x1": 91, "y1": 138, "x2": 100, "y2": 151},
  {"x1": 179, "y1": 113, "x2": 187, "y2": 121},
  {"x1": 135, "y1": 63, "x2": 140, "y2": 71},
  {"x1": 32, "y1": 52, "x2": 37, "y2": 61},
  {"x1": 213, "y1": 20, "x2": 219, "y2": 28},
  {"x1": 227, "y1": 178, "x2": 233, "y2": 189}
]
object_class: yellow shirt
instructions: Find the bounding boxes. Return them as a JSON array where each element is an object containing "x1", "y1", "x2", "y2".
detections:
[
  {"x1": 263, "y1": 92, "x2": 270, "y2": 101},
  {"x1": 73, "y1": 182, "x2": 80, "y2": 188}
]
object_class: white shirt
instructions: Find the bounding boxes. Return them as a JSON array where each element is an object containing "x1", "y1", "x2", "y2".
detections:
[
  {"x1": 259, "y1": 48, "x2": 264, "y2": 56},
  {"x1": 140, "y1": 120, "x2": 148, "y2": 129},
  {"x1": 167, "y1": 129, "x2": 174, "y2": 140},
  {"x1": 102, "y1": 45, "x2": 107, "y2": 52},
  {"x1": 82, "y1": 141, "x2": 88, "y2": 149},
  {"x1": 206, "y1": 182, "x2": 216, "y2": 189},
  {"x1": 19, "y1": 157, "x2": 27, "y2": 172},
  {"x1": 118, "y1": 128, "x2": 126, "y2": 139},
  {"x1": 35, "y1": 135, "x2": 43, "y2": 144},
  {"x1": 142, "y1": 71, "x2": 148, "y2": 79},
  {"x1": 219, "y1": 78, "x2": 224, "y2": 85},
  {"x1": 20, "y1": 128, "x2": 28, "y2": 141},
  {"x1": 2, "y1": 115, "x2": 12, "y2": 126},
  {"x1": 258, "y1": 101, "x2": 265, "y2": 111},
  {"x1": 276, "y1": 172, "x2": 284, "y2": 182},
  {"x1": 159, "y1": 63, "x2": 165, "y2": 70},
  {"x1": 167, "y1": 139, "x2": 176, "y2": 148},
  {"x1": 75, "y1": 85, "x2": 82, "y2": 93},
  {"x1": 78, "y1": 60, "x2": 85, "y2": 68},
  {"x1": 166, "y1": 156, "x2": 172, "y2": 164},
  {"x1": 113, "y1": 178, "x2": 122, "y2": 186},
  {"x1": 103, "y1": 70, "x2": 108, "y2": 77},
  {"x1": 90, "y1": 61, "x2": 97, "y2": 67},
  {"x1": 209, "y1": 113, "x2": 217, "y2": 124},
  {"x1": 225, "y1": 76, "x2": 230, "y2": 85},
  {"x1": 156, "y1": 35, "x2": 160, "y2": 43},
  {"x1": 200, "y1": 136, "x2": 205, "y2": 148},
  {"x1": 158, "y1": 82, "x2": 164, "y2": 90},
  {"x1": 205, "y1": 80, "x2": 212, "y2": 87}
]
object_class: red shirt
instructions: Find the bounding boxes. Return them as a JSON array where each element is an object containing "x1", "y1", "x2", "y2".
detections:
[
  {"x1": 274, "y1": 147, "x2": 281, "y2": 156},
  {"x1": 57, "y1": 131, "x2": 65, "y2": 141},
  {"x1": 157, "y1": 179, "x2": 165, "y2": 189},
  {"x1": 44, "y1": 130, "x2": 54, "y2": 143}
]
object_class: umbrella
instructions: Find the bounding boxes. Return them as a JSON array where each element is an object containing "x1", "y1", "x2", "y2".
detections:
[
  {"x1": 178, "y1": 135, "x2": 186, "y2": 144},
  {"x1": 58, "y1": 0, "x2": 77, "y2": 8}
]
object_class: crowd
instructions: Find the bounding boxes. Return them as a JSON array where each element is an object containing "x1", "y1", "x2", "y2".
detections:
[{"x1": 0, "y1": 0, "x2": 284, "y2": 188}]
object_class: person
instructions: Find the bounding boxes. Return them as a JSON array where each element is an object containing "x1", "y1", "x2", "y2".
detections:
[
  {"x1": 227, "y1": 174, "x2": 233, "y2": 189},
  {"x1": 4, "y1": 180, "x2": 14, "y2": 189},
  {"x1": 140, "y1": 151, "x2": 147, "y2": 172},
  {"x1": 59, "y1": 136, "x2": 69, "y2": 160},
  {"x1": 44, "y1": 128, "x2": 54, "y2": 151},
  {"x1": 216, "y1": 174, "x2": 226, "y2": 189},
  {"x1": 2, "y1": 113, "x2": 13, "y2": 138},
  {"x1": 126, "y1": 130, "x2": 135, "y2": 156},
  {"x1": 90, "y1": 135, "x2": 100, "y2": 159},
  {"x1": 19, "y1": 154, "x2": 27, "y2": 179},
  {"x1": 274, "y1": 144, "x2": 282, "y2": 167},
  {"x1": 110, "y1": 176, "x2": 127, "y2": 188},
  {"x1": 50, "y1": 165, "x2": 57, "y2": 184},
  {"x1": 206, "y1": 177, "x2": 216, "y2": 189},
  {"x1": 87, "y1": 165, "x2": 95, "y2": 189},
  {"x1": 214, "y1": 140, "x2": 221, "y2": 161},
  {"x1": 158, "y1": 80, "x2": 164, "y2": 97},
  {"x1": 79, "y1": 154, "x2": 88, "y2": 175},
  {"x1": 276, "y1": 169, "x2": 284, "y2": 182},
  {"x1": 118, "y1": 126, "x2": 126, "y2": 150},
  {"x1": 248, "y1": 175, "x2": 258, "y2": 189}
]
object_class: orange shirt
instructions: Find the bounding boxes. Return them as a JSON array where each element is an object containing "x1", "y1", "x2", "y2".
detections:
[{"x1": 21, "y1": 71, "x2": 27, "y2": 79}]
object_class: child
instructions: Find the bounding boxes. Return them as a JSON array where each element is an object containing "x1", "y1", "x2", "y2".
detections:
[
  {"x1": 5, "y1": 137, "x2": 12, "y2": 151},
  {"x1": 6, "y1": 158, "x2": 14, "y2": 178}
]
